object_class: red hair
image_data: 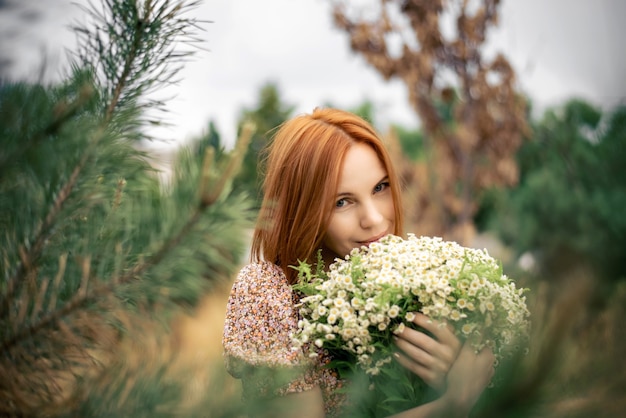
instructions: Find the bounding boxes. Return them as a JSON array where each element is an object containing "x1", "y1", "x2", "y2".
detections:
[{"x1": 250, "y1": 108, "x2": 404, "y2": 284}]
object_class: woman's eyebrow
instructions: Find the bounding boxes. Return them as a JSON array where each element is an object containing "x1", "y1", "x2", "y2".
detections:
[
  {"x1": 335, "y1": 191, "x2": 352, "y2": 199},
  {"x1": 335, "y1": 175, "x2": 390, "y2": 197},
  {"x1": 373, "y1": 175, "x2": 390, "y2": 186}
]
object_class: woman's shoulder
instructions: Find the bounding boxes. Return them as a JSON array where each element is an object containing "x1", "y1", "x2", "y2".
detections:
[
  {"x1": 233, "y1": 260, "x2": 290, "y2": 294},
  {"x1": 236, "y1": 260, "x2": 285, "y2": 281},
  {"x1": 227, "y1": 260, "x2": 299, "y2": 312}
]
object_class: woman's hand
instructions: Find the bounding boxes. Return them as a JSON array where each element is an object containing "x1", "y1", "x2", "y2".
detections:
[
  {"x1": 393, "y1": 313, "x2": 462, "y2": 393},
  {"x1": 441, "y1": 343, "x2": 496, "y2": 414}
]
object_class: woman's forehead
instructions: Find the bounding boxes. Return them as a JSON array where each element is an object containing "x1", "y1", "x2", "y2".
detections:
[{"x1": 336, "y1": 143, "x2": 387, "y2": 193}]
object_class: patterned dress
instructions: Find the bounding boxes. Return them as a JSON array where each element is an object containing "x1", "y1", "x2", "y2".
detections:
[{"x1": 222, "y1": 261, "x2": 347, "y2": 417}]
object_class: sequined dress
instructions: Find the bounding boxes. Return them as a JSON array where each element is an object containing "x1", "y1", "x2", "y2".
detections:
[{"x1": 222, "y1": 261, "x2": 347, "y2": 417}]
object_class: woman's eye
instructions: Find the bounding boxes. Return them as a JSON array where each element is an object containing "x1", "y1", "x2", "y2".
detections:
[
  {"x1": 335, "y1": 198, "x2": 347, "y2": 208},
  {"x1": 374, "y1": 181, "x2": 390, "y2": 193}
]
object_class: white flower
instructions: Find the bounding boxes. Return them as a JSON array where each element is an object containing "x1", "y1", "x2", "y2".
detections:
[
  {"x1": 393, "y1": 323, "x2": 406, "y2": 335},
  {"x1": 341, "y1": 309, "x2": 353, "y2": 321},
  {"x1": 461, "y1": 323, "x2": 475, "y2": 335},
  {"x1": 342, "y1": 328, "x2": 356, "y2": 339},
  {"x1": 450, "y1": 310, "x2": 463, "y2": 321},
  {"x1": 292, "y1": 233, "x2": 530, "y2": 375},
  {"x1": 388, "y1": 305, "x2": 401, "y2": 318},
  {"x1": 351, "y1": 297, "x2": 364, "y2": 308}
]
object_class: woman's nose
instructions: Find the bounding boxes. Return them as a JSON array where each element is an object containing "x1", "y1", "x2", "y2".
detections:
[{"x1": 360, "y1": 200, "x2": 384, "y2": 228}]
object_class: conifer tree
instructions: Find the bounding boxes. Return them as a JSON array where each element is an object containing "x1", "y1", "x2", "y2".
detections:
[
  {"x1": 233, "y1": 82, "x2": 294, "y2": 207},
  {"x1": 0, "y1": 0, "x2": 253, "y2": 415}
]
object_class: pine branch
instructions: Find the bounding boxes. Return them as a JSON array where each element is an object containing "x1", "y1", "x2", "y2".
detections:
[
  {"x1": 103, "y1": 1, "x2": 146, "y2": 121},
  {"x1": 2, "y1": 0, "x2": 205, "y2": 319},
  {"x1": 72, "y1": 0, "x2": 205, "y2": 123},
  {"x1": 1, "y1": 2, "x2": 251, "y2": 414},
  {"x1": 0, "y1": 82, "x2": 95, "y2": 170},
  {"x1": 1, "y1": 122, "x2": 254, "y2": 354},
  {"x1": 0, "y1": 128, "x2": 104, "y2": 321}
]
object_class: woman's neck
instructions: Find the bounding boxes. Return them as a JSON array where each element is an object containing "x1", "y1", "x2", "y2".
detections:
[{"x1": 320, "y1": 245, "x2": 340, "y2": 272}]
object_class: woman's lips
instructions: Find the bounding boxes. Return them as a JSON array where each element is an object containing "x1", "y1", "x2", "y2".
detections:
[{"x1": 358, "y1": 232, "x2": 388, "y2": 246}]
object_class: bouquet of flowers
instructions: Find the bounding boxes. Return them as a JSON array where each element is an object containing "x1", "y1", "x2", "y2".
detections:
[{"x1": 291, "y1": 234, "x2": 530, "y2": 416}]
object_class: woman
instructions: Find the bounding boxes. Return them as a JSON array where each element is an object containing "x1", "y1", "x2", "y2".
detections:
[{"x1": 222, "y1": 108, "x2": 494, "y2": 417}]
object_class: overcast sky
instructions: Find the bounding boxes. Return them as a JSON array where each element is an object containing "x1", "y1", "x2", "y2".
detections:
[{"x1": 1, "y1": 0, "x2": 624, "y2": 149}]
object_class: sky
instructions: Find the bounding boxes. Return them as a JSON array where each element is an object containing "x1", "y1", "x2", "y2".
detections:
[{"x1": 1, "y1": 0, "x2": 624, "y2": 150}]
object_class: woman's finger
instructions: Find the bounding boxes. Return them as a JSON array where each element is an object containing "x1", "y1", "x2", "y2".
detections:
[
  {"x1": 395, "y1": 324, "x2": 440, "y2": 356},
  {"x1": 393, "y1": 334, "x2": 449, "y2": 373},
  {"x1": 409, "y1": 312, "x2": 461, "y2": 350},
  {"x1": 393, "y1": 350, "x2": 446, "y2": 392},
  {"x1": 395, "y1": 315, "x2": 461, "y2": 365}
]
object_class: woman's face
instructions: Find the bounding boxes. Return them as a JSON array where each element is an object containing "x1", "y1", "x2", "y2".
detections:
[{"x1": 322, "y1": 143, "x2": 395, "y2": 261}]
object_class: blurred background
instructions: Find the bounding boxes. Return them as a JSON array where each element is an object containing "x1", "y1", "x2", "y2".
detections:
[
  {"x1": 1, "y1": 0, "x2": 624, "y2": 147},
  {"x1": 1, "y1": 0, "x2": 625, "y2": 417}
]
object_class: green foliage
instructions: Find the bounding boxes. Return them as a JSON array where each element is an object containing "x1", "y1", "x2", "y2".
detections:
[
  {"x1": 348, "y1": 99, "x2": 376, "y2": 124},
  {"x1": 62, "y1": 344, "x2": 251, "y2": 418},
  {"x1": 393, "y1": 90, "x2": 455, "y2": 163},
  {"x1": 196, "y1": 120, "x2": 227, "y2": 161},
  {"x1": 66, "y1": 362, "x2": 186, "y2": 418},
  {"x1": 339, "y1": 360, "x2": 433, "y2": 418},
  {"x1": 484, "y1": 99, "x2": 626, "y2": 282},
  {"x1": 233, "y1": 82, "x2": 294, "y2": 206},
  {"x1": 0, "y1": 0, "x2": 253, "y2": 415},
  {"x1": 393, "y1": 123, "x2": 426, "y2": 161},
  {"x1": 71, "y1": 0, "x2": 206, "y2": 132}
]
